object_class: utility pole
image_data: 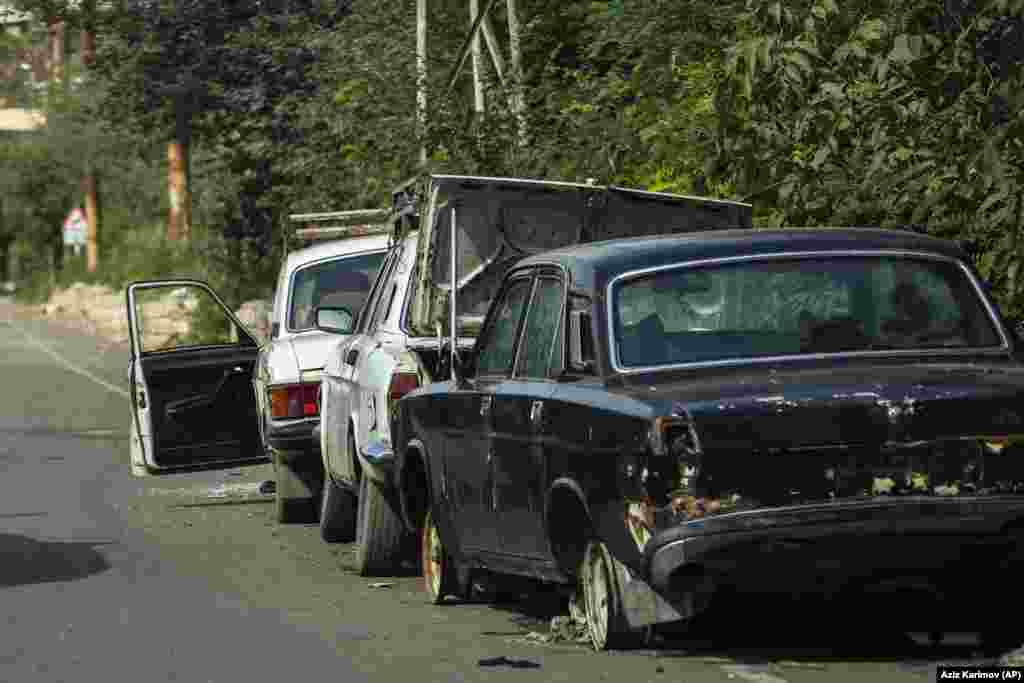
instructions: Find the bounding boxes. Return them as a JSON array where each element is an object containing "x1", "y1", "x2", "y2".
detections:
[
  {"x1": 417, "y1": 0, "x2": 428, "y2": 168},
  {"x1": 469, "y1": 0, "x2": 485, "y2": 117},
  {"x1": 167, "y1": 138, "x2": 191, "y2": 242},
  {"x1": 166, "y1": 83, "x2": 194, "y2": 242},
  {"x1": 82, "y1": 172, "x2": 100, "y2": 272},
  {"x1": 81, "y1": 1, "x2": 100, "y2": 272},
  {"x1": 506, "y1": 0, "x2": 527, "y2": 148}
]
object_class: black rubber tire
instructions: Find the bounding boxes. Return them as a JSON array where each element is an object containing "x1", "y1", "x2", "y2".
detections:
[
  {"x1": 580, "y1": 540, "x2": 645, "y2": 651},
  {"x1": 319, "y1": 472, "x2": 357, "y2": 543},
  {"x1": 274, "y1": 452, "x2": 318, "y2": 524},
  {"x1": 355, "y1": 474, "x2": 406, "y2": 576},
  {"x1": 275, "y1": 492, "x2": 317, "y2": 524},
  {"x1": 422, "y1": 508, "x2": 466, "y2": 604}
]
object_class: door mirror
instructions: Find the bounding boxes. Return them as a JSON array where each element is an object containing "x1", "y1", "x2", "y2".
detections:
[
  {"x1": 315, "y1": 306, "x2": 354, "y2": 334},
  {"x1": 568, "y1": 310, "x2": 596, "y2": 374}
]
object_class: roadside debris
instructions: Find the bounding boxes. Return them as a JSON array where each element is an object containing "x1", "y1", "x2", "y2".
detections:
[
  {"x1": 478, "y1": 656, "x2": 541, "y2": 669},
  {"x1": 1001, "y1": 646, "x2": 1024, "y2": 666},
  {"x1": 519, "y1": 591, "x2": 590, "y2": 645}
]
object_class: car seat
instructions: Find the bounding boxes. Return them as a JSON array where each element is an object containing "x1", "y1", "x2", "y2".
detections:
[{"x1": 620, "y1": 313, "x2": 668, "y2": 366}]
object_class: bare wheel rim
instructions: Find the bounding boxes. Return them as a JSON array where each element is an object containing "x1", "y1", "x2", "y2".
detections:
[
  {"x1": 422, "y1": 514, "x2": 442, "y2": 599},
  {"x1": 584, "y1": 544, "x2": 611, "y2": 649}
]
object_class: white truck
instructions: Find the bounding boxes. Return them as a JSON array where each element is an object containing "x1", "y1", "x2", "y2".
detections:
[{"x1": 125, "y1": 211, "x2": 391, "y2": 524}]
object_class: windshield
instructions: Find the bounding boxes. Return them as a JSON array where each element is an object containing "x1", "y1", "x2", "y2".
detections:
[
  {"x1": 288, "y1": 251, "x2": 387, "y2": 331},
  {"x1": 612, "y1": 254, "x2": 1002, "y2": 368}
]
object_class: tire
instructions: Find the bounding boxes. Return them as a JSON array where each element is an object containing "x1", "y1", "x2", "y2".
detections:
[
  {"x1": 319, "y1": 472, "x2": 357, "y2": 543},
  {"x1": 355, "y1": 473, "x2": 406, "y2": 576},
  {"x1": 580, "y1": 540, "x2": 645, "y2": 651},
  {"x1": 422, "y1": 508, "x2": 466, "y2": 604},
  {"x1": 274, "y1": 451, "x2": 318, "y2": 524}
]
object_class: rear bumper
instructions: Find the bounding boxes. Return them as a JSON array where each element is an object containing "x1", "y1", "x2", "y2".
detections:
[
  {"x1": 639, "y1": 496, "x2": 1024, "y2": 622},
  {"x1": 266, "y1": 416, "x2": 320, "y2": 458}
]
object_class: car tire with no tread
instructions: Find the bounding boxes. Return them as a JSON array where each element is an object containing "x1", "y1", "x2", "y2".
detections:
[
  {"x1": 580, "y1": 540, "x2": 645, "y2": 651},
  {"x1": 355, "y1": 473, "x2": 406, "y2": 576},
  {"x1": 274, "y1": 452, "x2": 318, "y2": 524},
  {"x1": 422, "y1": 508, "x2": 466, "y2": 604},
  {"x1": 319, "y1": 473, "x2": 357, "y2": 543}
]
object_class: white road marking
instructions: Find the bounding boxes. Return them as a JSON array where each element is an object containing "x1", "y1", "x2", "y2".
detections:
[{"x1": 2, "y1": 311, "x2": 129, "y2": 399}]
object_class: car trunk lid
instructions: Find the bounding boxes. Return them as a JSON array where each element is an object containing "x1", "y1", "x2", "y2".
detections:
[{"x1": 405, "y1": 175, "x2": 753, "y2": 337}]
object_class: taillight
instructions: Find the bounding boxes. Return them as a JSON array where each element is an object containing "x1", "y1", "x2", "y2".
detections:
[
  {"x1": 388, "y1": 372, "x2": 420, "y2": 404},
  {"x1": 269, "y1": 382, "x2": 320, "y2": 419}
]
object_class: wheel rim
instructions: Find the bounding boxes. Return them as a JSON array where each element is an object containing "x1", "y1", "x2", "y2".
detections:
[
  {"x1": 422, "y1": 514, "x2": 443, "y2": 600},
  {"x1": 583, "y1": 544, "x2": 611, "y2": 649}
]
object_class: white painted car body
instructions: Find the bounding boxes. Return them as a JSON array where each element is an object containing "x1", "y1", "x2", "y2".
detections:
[
  {"x1": 125, "y1": 234, "x2": 390, "y2": 480},
  {"x1": 255, "y1": 235, "x2": 391, "y2": 461},
  {"x1": 320, "y1": 231, "x2": 448, "y2": 487}
]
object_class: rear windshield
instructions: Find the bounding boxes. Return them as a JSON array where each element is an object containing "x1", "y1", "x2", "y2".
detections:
[
  {"x1": 612, "y1": 254, "x2": 1002, "y2": 368},
  {"x1": 288, "y1": 251, "x2": 387, "y2": 331}
]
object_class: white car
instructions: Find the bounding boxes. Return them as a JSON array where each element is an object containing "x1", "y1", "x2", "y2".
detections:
[
  {"x1": 314, "y1": 174, "x2": 755, "y2": 575},
  {"x1": 125, "y1": 233, "x2": 389, "y2": 524}
]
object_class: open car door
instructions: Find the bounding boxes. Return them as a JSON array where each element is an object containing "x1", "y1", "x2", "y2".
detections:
[{"x1": 126, "y1": 279, "x2": 266, "y2": 476}]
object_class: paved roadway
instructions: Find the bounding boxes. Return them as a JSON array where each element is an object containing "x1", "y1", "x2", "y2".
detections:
[{"x1": 0, "y1": 300, "x2": 1002, "y2": 682}]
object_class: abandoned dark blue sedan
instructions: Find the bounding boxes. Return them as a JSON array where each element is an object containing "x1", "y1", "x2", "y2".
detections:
[{"x1": 393, "y1": 227, "x2": 1024, "y2": 650}]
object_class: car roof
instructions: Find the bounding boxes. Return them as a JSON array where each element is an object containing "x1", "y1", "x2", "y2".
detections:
[
  {"x1": 513, "y1": 228, "x2": 970, "y2": 293},
  {"x1": 284, "y1": 234, "x2": 391, "y2": 274}
]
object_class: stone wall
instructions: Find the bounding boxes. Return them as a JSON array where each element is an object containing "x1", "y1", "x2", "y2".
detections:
[{"x1": 41, "y1": 282, "x2": 271, "y2": 347}]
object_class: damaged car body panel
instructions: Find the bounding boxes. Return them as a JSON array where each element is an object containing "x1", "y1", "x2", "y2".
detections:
[
  {"x1": 406, "y1": 175, "x2": 752, "y2": 338},
  {"x1": 395, "y1": 226, "x2": 1024, "y2": 637}
]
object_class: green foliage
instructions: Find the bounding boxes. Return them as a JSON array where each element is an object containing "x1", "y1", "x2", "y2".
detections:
[
  {"x1": 5, "y1": 0, "x2": 1024, "y2": 321},
  {"x1": 716, "y1": 0, "x2": 1024, "y2": 314}
]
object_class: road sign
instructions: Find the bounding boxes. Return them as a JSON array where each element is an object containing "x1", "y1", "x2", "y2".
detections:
[{"x1": 63, "y1": 207, "x2": 87, "y2": 246}]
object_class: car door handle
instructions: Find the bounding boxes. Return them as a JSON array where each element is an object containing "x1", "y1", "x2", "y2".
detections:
[
  {"x1": 480, "y1": 395, "x2": 492, "y2": 416},
  {"x1": 229, "y1": 365, "x2": 247, "y2": 375},
  {"x1": 530, "y1": 400, "x2": 544, "y2": 426},
  {"x1": 346, "y1": 349, "x2": 359, "y2": 366}
]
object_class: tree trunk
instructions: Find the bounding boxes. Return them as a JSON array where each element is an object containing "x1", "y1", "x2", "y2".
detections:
[
  {"x1": 47, "y1": 20, "x2": 66, "y2": 90},
  {"x1": 167, "y1": 141, "x2": 192, "y2": 241},
  {"x1": 0, "y1": 238, "x2": 10, "y2": 283},
  {"x1": 83, "y1": 173, "x2": 100, "y2": 273}
]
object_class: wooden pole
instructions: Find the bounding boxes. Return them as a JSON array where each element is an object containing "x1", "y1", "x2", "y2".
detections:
[
  {"x1": 417, "y1": 0, "x2": 428, "y2": 167},
  {"x1": 506, "y1": 0, "x2": 527, "y2": 147},
  {"x1": 83, "y1": 173, "x2": 100, "y2": 273},
  {"x1": 47, "y1": 20, "x2": 65, "y2": 86},
  {"x1": 480, "y1": 15, "x2": 506, "y2": 85},
  {"x1": 469, "y1": 0, "x2": 485, "y2": 117},
  {"x1": 444, "y1": 0, "x2": 498, "y2": 95},
  {"x1": 167, "y1": 141, "x2": 191, "y2": 241}
]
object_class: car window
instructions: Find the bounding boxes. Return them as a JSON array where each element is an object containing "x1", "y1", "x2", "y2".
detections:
[
  {"x1": 363, "y1": 253, "x2": 401, "y2": 333},
  {"x1": 474, "y1": 277, "x2": 533, "y2": 377},
  {"x1": 515, "y1": 278, "x2": 564, "y2": 379},
  {"x1": 133, "y1": 284, "x2": 247, "y2": 353},
  {"x1": 355, "y1": 250, "x2": 396, "y2": 334},
  {"x1": 612, "y1": 254, "x2": 1002, "y2": 368},
  {"x1": 289, "y1": 251, "x2": 387, "y2": 332}
]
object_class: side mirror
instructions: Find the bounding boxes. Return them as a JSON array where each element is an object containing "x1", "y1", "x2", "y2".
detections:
[
  {"x1": 315, "y1": 306, "x2": 354, "y2": 334},
  {"x1": 567, "y1": 310, "x2": 596, "y2": 374}
]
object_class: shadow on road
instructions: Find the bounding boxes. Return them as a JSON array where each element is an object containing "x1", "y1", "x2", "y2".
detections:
[
  {"x1": 478, "y1": 577, "x2": 1019, "y2": 664},
  {"x1": 0, "y1": 532, "x2": 112, "y2": 588}
]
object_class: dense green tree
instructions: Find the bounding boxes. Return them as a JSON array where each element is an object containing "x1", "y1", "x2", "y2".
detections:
[{"x1": 715, "y1": 0, "x2": 1024, "y2": 311}]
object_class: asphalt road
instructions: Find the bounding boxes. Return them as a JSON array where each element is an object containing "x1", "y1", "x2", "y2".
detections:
[{"x1": 0, "y1": 299, "x2": 1007, "y2": 682}]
